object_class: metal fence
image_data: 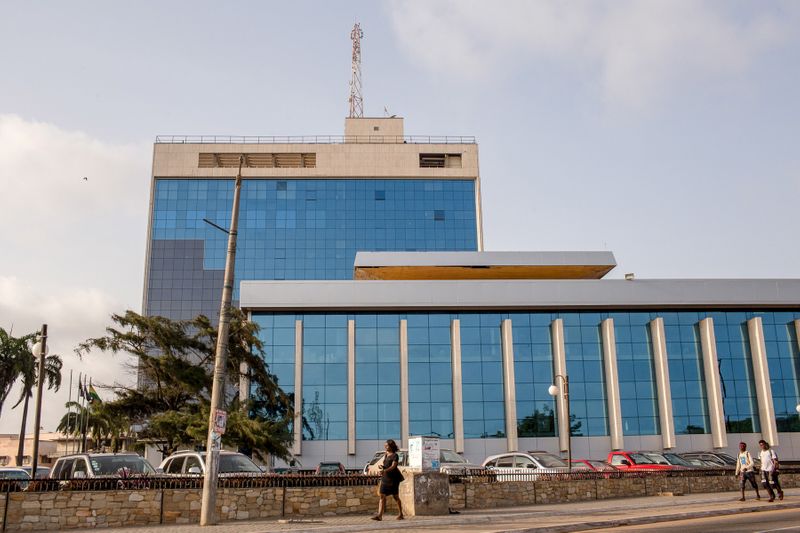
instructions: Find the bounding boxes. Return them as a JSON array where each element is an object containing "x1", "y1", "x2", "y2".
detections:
[
  {"x1": 2, "y1": 467, "x2": 797, "y2": 493},
  {"x1": 0, "y1": 473, "x2": 381, "y2": 493},
  {"x1": 154, "y1": 135, "x2": 477, "y2": 145}
]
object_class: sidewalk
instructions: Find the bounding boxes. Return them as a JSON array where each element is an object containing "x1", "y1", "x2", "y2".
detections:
[{"x1": 65, "y1": 488, "x2": 800, "y2": 533}]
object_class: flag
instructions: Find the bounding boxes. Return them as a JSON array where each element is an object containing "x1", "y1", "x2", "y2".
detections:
[
  {"x1": 78, "y1": 382, "x2": 86, "y2": 401},
  {"x1": 88, "y1": 384, "x2": 102, "y2": 404}
]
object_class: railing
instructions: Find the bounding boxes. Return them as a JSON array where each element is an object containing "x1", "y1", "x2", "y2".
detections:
[
  {"x1": 0, "y1": 473, "x2": 381, "y2": 493},
  {"x1": 155, "y1": 135, "x2": 476, "y2": 145},
  {"x1": 2, "y1": 467, "x2": 796, "y2": 493},
  {"x1": 448, "y1": 466, "x2": 800, "y2": 484}
]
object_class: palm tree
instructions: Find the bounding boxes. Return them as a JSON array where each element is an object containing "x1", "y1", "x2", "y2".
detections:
[
  {"x1": 57, "y1": 401, "x2": 111, "y2": 451},
  {"x1": 0, "y1": 327, "x2": 63, "y2": 417}
]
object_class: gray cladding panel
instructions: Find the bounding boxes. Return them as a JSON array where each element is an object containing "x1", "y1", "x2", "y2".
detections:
[
  {"x1": 353, "y1": 250, "x2": 617, "y2": 268},
  {"x1": 240, "y1": 279, "x2": 800, "y2": 310}
]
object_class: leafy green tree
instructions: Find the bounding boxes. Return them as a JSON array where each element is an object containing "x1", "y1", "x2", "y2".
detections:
[
  {"x1": 77, "y1": 309, "x2": 295, "y2": 460},
  {"x1": 0, "y1": 327, "x2": 62, "y2": 418}
]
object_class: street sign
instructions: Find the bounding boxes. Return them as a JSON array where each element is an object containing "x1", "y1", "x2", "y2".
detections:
[{"x1": 213, "y1": 409, "x2": 227, "y2": 435}]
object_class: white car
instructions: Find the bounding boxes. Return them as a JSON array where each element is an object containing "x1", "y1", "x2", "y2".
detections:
[
  {"x1": 49, "y1": 453, "x2": 156, "y2": 479},
  {"x1": 364, "y1": 449, "x2": 482, "y2": 475},
  {"x1": 158, "y1": 450, "x2": 262, "y2": 476},
  {"x1": 482, "y1": 451, "x2": 570, "y2": 481}
]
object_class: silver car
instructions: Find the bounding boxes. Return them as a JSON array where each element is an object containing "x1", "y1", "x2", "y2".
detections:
[
  {"x1": 158, "y1": 450, "x2": 262, "y2": 476},
  {"x1": 364, "y1": 448, "x2": 481, "y2": 475},
  {"x1": 483, "y1": 451, "x2": 570, "y2": 481}
]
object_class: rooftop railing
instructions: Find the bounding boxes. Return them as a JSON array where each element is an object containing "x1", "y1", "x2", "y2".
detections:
[{"x1": 155, "y1": 135, "x2": 476, "y2": 145}]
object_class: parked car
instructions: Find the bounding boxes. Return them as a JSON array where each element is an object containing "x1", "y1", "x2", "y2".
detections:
[
  {"x1": 607, "y1": 451, "x2": 679, "y2": 471},
  {"x1": 315, "y1": 462, "x2": 346, "y2": 475},
  {"x1": 158, "y1": 451, "x2": 262, "y2": 476},
  {"x1": 679, "y1": 451, "x2": 737, "y2": 468},
  {"x1": 19, "y1": 466, "x2": 50, "y2": 479},
  {"x1": 483, "y1": 451, "x2": 570, "y2": 481},
  {"x1": 639, "y1": 452, "x2": 692, "y2": 469},
  {"x1": 50, "y1": 453, "x2": 156, "y2": 480},
  {"x1": 365, "y1": 448, "x2": 481, "y2": 475},
  {"x1": 570, "y1": 459, "x2": 619, "y2": 473},
  {"x1": 0, "y1": 467, "x2": 31, "y2": 490}
]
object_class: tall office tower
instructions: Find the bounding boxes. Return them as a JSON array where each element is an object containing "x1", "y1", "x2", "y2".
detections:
[{"x1": 143, "y1": 117, "x2": 483, "y2": 322}]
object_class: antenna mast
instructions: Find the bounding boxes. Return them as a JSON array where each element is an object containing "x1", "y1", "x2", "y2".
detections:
[{"x1": 349, "y1": 23, "x2": 364, "y2": 118}]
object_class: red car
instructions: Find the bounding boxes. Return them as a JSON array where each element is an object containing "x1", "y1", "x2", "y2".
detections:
[{"x1": 607, "y1": 451, "x2": 680, "y2": 471}]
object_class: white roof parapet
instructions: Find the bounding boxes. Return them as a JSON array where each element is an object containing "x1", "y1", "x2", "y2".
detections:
[
  {"x1": 353, "y1": 251, "x2": 617, "y2": 267},
  {"x1": 240, "y1": 279, "x2": 800, "y2": 311}
]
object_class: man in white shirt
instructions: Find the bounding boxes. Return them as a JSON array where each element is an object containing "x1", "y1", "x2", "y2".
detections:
[
  {"x1": 734, "y1": 442, "x2": 760, "y2": 501},
  {"x1": 758, "y1": 439, "x2": 783, "y2": 502}
]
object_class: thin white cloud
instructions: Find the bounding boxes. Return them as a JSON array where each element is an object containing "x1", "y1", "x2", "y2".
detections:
[
  {"x1": 388, "y1": 0, "x2": 794, "y2": 108},
  {"x1": 0, "y1": 115, "x2": 147, "y2": 433}
]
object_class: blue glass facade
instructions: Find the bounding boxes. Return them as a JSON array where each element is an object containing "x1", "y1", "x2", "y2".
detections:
[
  {"x1": 251, "y1": 310, "x2": 800, "y2": 443},
  {"x1": 761, "y1": 312, "x2": 800, "y2": 432},
  {"x1": 146, "y1": 178, "x2": 478, "y2": 320}
]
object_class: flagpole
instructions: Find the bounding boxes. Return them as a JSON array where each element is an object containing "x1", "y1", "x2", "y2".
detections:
[
  {"x1": 66, "y1": 370, "x2": 73, "y2": 457},
  {"x1": 74, "y1": 372, "x2": 83, "y2": 454},
  {"x1": 82, "y1": 376, "x2": 89, "y2": 452}
]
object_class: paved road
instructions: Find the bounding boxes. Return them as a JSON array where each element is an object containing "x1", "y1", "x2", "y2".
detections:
[{"x1": 588, "y1": 508, "x2": 800, "y2": 532}]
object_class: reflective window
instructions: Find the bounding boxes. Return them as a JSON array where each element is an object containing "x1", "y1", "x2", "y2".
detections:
[
  {"x1": 613, "y1": 312, "x2": 659, "y2": 436},
  {"x1": 759, "y1": 311, "x2": 800, "y2": 432},
  {"x1": 560, "y1": 313, "x2": 608, "y2": 437},
  {"x1": 459, "y1": 312, "x2": 507, "y2": 438},
  {"x1": 407, "y1": 313, "x2": 454, "y2": 438},
  {"x1": 711, "y1": 313, "x2": 761, "y2": 433},
  {"x1": 662, "y1": 313, "x2": 710, "y2": 434},
  {"x1": 355, "y1": 314, "x2": 401, "y2": 440},
  {"x1": 146, "y1": 179, "x2": 478, "y2": 322},
  {"x1": 510, "y1": 312, "x2": 556, "y2": 437},
  {"x1": 302, "y1": 313, "x2": 348, "y2": 440}
]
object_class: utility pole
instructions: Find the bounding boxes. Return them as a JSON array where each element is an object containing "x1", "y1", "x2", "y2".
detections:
[
  {"x1": 200, "y1": 155, "x2": 244, "y2": 526},
  {"x1": 30, "y1": 324, "x2": 48, "y2": 478}
]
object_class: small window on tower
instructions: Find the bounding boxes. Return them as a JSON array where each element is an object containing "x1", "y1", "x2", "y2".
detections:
[
  {"x1": 375, "y1": 190, "x2": 385, "y2": 200},
  {"x1": 373, "y1": 126, "x2": 380, "y2": 131},
  {"x1": 434, "y1": 210, "x2": 445, "y2": 221}
]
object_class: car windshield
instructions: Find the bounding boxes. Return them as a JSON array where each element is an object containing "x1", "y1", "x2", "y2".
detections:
[
  {"x1": 319, "y1": 463, "x2": 341, "y2": 471},
  {"x1": 715, "y1": 453, "x2": 737, "y2": 465},
  {"x1": 217, "y1": 454, "x2": 261, "y2": 473},
  {"x1": 643, "y1": 453, "x2": 670, "y2": 465},
  {"x1": 529, "y1": 453, "x2": 567, "y2": 468},
  {"x1": 440, "y1": 450, "x2": 467, "y2": 463},
  {"x1": 628, "y1": 453, "x2": 656, "y2": 464},
  {"x1": 90, "y1": 456, "x2": 156, "y2": 475},
  {"x1": 0, "y1": 470, "x2": 30, "y2": 480},
  {"x1": 662, "y1": 453, "x2": 693, "y2": 467}
]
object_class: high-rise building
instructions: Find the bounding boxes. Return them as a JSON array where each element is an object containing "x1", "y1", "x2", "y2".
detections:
[{"x1": 145, "y1": 117, "x2": 800, "y2": 468}]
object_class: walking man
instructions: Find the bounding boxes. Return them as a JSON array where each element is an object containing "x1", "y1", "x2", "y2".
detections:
[
  {"x1": 758, "y1": 439, "x2": 784, "y2": 502},
  {"x1": 734, "y1": 442, "x2": 760, "y2": 501}
]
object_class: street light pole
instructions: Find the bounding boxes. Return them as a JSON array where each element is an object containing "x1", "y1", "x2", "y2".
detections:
[
  {"x1": 200, "y1": 156, "x2": 244, "y2": 526},
  {"x1": 30, "y1": 324, "x2": 48, "y2": 478},
  {"x1": 548, "y1": 374, "x2": 571, "y2": 473}
]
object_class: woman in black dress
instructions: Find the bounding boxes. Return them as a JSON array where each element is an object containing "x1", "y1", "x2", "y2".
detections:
[{"x1": 371, "y1": 439, "x2": 404, "y2": 520}]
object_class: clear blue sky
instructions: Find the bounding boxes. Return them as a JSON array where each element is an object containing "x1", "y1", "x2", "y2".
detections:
[{"x1": 1, "y1": 1, "x2": 799, "y2": 432}]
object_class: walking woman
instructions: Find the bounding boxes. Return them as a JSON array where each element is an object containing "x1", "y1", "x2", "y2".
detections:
[{"x1": 372, "y1": 439, "x2": 404, "y2": 521}]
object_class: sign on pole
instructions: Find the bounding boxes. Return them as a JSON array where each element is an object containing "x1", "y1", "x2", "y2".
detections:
[{"x1": 213, "y1": 409, "x2": 227, "y2": 435}]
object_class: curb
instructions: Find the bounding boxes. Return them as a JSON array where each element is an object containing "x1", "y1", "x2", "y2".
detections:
[
  {"x1": 262, "y1": 501, "x2": 800, "y2": 533},
  {"x1": 507, "y1": 501, "x2": 800, "y2": 533}
]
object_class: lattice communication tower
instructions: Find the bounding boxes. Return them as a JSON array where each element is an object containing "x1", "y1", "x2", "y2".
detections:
[{"x1": 349, "y1": 23, "x2": 364, "y2": 118}]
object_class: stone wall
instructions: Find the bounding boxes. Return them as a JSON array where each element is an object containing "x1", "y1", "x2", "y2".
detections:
[{"x1": 2, "y1": 473, "x2": 798, "y2": 530}]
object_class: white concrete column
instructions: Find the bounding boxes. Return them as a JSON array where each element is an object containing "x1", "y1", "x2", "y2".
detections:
[
  {"x1": 501, "y1": 319, "x2": 518, "y2": 452},
  {"x1": 347, "y1": 319, "x2": 356, "y2": 455},
  {"x1": 239, "y1": 312, "x2": 252, "y2": 404},
  {"x1": 400, "y1": 319, "x2": 410, "y2": 447},
  {"x1": 699, "y1": 318, "x2": 727, "y2": 449},
  {"x1": 551, "y1": 319, "x2": 569, "y2": 453},
  {"x1": 650, "y1": 317, "x2": 676, "y2": 449},
  {"x1": 451, "y1": 319, "x2": 464, "y2": 453},
  {"x1": 748, "y1": 317, "x2": 779, "y2": 446},
  {"x1": 601, "y1": 318, "x2": 624, "y2": 451},
  {"x1": 292, "y1": 319, "x2": 303, "y2": 456}
]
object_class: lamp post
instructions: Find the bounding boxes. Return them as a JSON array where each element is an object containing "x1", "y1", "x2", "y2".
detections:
[
  {"x1": 30, "y1": 324, "x2": 48, "y2": 478},
  {"x1": 200, "y1": 156, "x2": 243, "y2": 526},
  {"x1": 548, "y1": 374, "x2": 571, "y2": 473}
]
